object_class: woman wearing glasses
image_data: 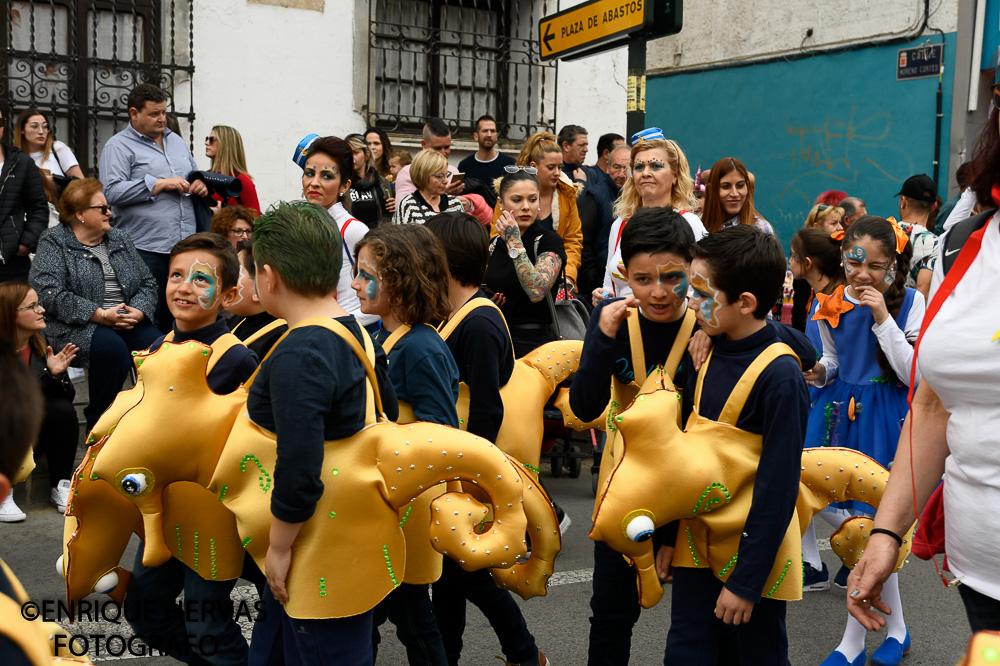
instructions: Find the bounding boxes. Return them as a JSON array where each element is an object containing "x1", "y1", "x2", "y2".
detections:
[
  {"x1": 393, "y1": 149, "x2": 471, "y2": 225},
  {"x1": 14, "y1": 108, "x2": 85, "y2": 203},
  {"x1": 205, "y1": 125, "x2": 261, "y2": 214},
  {"x1": 29, "y1": 178, "x2": 160, "y2": 429},
  {"x1": 210, "y1": 204, "x2": 260, "y2": 249},
  {"x1": 0, "y1": 280, "x2": 78, "y2": 522}
]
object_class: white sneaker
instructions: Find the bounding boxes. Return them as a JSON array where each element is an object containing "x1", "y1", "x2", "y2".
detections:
[
  {"x1": 558, "y1": 511, "x2": 572, "y2": 536},
  {"x1": 0, "y1": 492, "x2": 26, "y2": 522},
  {"x1": 51, "y1": 479, "x2": 71, "y2": 514}
]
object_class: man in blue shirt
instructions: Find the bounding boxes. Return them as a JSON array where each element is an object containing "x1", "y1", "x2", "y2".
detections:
[{"x1": 99, "y1": 83, "x2": 207, "y2": 331}]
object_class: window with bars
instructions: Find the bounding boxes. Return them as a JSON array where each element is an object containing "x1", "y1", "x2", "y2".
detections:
[{"x1": 365, "y1": 0, "x2": 557, "y2": 143}]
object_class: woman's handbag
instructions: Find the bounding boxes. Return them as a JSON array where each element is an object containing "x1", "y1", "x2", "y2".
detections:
[{"x1": 536, "y1": 236, "x2": 589, "y2": 340}]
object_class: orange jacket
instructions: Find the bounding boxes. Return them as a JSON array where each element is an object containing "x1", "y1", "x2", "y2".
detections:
[{"x1": 491, "y1": 176, "x2": 583, "y2": 285}]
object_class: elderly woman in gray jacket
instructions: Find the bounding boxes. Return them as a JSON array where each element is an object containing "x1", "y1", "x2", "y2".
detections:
[{"x1": 30, "y1": 178, "x2": 160, "y2": 428}]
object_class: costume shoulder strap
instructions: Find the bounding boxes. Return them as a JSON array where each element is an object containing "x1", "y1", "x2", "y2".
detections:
[
  {"x1": 717, "y1": 343, "x2": 798, "y2": 426},
  {"x1": 204, "y1": 333, "x2": 243, "y2": 375},
  {"x1": 625, "y1": 307, "x2": 647, "y2": 385},
  {"x1": 437, "y1": 297, "x2": 509, "y2": 341},
  {"x1": 244, "y1": 318, "x2": 384, "y2": 421},
  {"x1": 380, "y1": 324, "x2": 411, "y2": 355},
  {"x1": 664, "y1": 309, "x2": 697, "y2": 379},
  {"x1": 241, "y1": 319, "x2": 287, "y2": 347}
]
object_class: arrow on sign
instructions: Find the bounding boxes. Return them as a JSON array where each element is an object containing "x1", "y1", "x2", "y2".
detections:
[{"x1": 543, "y1": 24, "x2": 554, "y2": 53}]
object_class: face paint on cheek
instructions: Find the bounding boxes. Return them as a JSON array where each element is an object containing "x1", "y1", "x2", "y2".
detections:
[
  {"x1": 690, "y1": 272, "x2": 722, "y2": 327},
  {"x1": 231, "y1": 265, "x2": 248, "y2": 307},
  {"x1": 657, "y1": 262, "x2": 688, "y2": 300},
  {"x1": 845, "y1": 246, "x2": 866, "y2": 263},
  {"x1": 357, "y1": 257, "x2": 382, "y2": 302},
  {"x1": 186, "y1": 260, "x2": 220, "y2": 309}
]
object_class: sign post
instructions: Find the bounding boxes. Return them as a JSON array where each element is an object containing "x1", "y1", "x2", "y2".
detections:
[{"x1": 539, "y1": 0, "x2": 682, "y2": 134}]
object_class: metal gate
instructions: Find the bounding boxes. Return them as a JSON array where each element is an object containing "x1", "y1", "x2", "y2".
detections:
[
  {"x1": 366, "y1": 0, "x2": 558, "y2": 142},
  {"x1": 1, "y1": 0, "x2": 195, "y2": 176}
]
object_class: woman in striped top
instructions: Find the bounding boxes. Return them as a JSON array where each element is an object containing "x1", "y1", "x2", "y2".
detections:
[{"x1": 393, "y1": 149, "x2": 471, "y2": 225}]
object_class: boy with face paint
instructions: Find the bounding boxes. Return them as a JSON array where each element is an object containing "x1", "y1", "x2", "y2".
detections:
[
  {"x1": 124, "y1": 232, "x2": 258, "y2": 664},
  {"x1": 567, "y1": 207, "x2": 701, "y2": 664},
  {"x1": 663, "y1": 225, "x2": 810, "y2": 665},
  {"x1": 227, "y1": 239, "x2": 288, "y2": 358}
]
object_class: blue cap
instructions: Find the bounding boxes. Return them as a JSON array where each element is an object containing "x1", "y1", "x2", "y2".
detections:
[
  {"x1": 293, "y1": 134, "x2": 319, "y2": 169},
  {"x1": 630, "y1": 127, "x2": 665, "y2": 146}
]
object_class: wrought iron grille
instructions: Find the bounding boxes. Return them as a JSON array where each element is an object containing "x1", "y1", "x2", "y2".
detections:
[
  {"x1": 366, "y1": 0, "x2": 558, "y2": 143},
  {"x1": 1, "y1": 0, "x2": 195, "y2": 176}
]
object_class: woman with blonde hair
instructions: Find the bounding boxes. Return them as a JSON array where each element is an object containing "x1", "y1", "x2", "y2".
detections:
[
  {"x1": 205, "y1": 124, "x2": 260, "y2": 213},
  {"x1": 804, "y1": 202, "x2": 845, "y2": 233},
  {"x1": 490, "y1": 131, "x2": 583, "y2": 288},
  {"x1": 596, "y1": 128, "x2": 706, "y2": 304},
  {"x1": 394, "y1": 150, "x2": 471, "y2": 225},
  {"x1": 700, "y1": 156, "x2": 773, "y2": 235}
]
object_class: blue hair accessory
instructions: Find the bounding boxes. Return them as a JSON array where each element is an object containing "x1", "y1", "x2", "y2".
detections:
[
  {"x1": 630, "y1": 127, "x2": 665, "y2": 146},
  {"x1": 293, "y1": 134, "x2": 319, "y2": 169}
]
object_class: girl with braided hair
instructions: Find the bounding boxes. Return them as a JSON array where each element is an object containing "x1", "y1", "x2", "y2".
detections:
[{"x1": 802, "y1": 216, "x2": 924, "y2": 666}]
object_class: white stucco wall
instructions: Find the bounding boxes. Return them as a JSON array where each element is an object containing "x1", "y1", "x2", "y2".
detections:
[
  {"x1": 186, "y1": 0, "x2": 363, "y2": 209},
  {"x1": 647, "y1": 0, "x2": 960, "y2": 72}
]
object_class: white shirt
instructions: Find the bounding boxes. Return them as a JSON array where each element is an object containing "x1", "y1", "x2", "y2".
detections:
[
  {"x1": 942, "y1": 187, "x2": 977, "y2": 233},
  {"x1": 814, "y1": 287, "x2": 924, "y2": 386},
  {"x1": 30, "y1": 140, "x2": 79, "y2": 176},
  {"x1": 920, "y1": 211, "x2": 1000, "y2": 600},
  {"x1": 328, "y1": 202, "x2": 379, "y2": 327},
  {"x1": 601, "y1": 210, "x2": 707, "y2": 298}
]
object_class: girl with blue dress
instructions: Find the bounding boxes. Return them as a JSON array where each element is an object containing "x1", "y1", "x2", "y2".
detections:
[{"x1": 804, "y1": 217, "x2": 925, "y2": 666}]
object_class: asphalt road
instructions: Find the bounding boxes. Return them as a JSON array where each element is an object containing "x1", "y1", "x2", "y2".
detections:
[{"x1": 0, "y1": 457, "x2": 972, "y2": 665}]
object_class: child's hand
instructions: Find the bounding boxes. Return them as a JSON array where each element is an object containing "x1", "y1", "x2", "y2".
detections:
[
  {"x1": 687, "y1": 330, "x2": 713, "y2": 370},
  {"x1": 715, "y1": 587, "x2": 754, "y2": 625},
  {"x1": 598, "y1": 298, "x2": 631, "y2": 338},
  {"x1": 803, "y1": 362, "x2": 827, "y2": 386},
  {"x1": 856, "y1": 285, "x2": 889, "y2": 325},
  {"x1": 265, "y1": 544, "x2": 293, "y2": 604},
  {"x1": 655, "y1": 545, "x2": 674, "y2": 583}
]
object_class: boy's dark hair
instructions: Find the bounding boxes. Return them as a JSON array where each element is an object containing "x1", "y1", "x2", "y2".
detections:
[
  {"x1": 691, "y1": 225, "x2": 785, "y2": 320},
  {"x1": 356, "y1": 225, "x2": 452, "y2": 326},
  {"x1": 127, "y1": 83, "x2": 169, "y2": 113},
  {"x1": 425, "y1": 117, "x2": 451, "y2": 139},
  {"x1": 0, "y1": 339, "x2": 43, "y2": 481},
  {"x1": 425, "y1": 212, "x2": 489, "y2": 287},
  {"x1": 596, "y1": 133, "x2": 624, "y2": 158},
  {"x1": 620, "y1": 207, "x2": 695, "y2": 268},
  {"x1": 841, "y1": 216, "x2": 913, "y2": 382},
  {"x1": 236, "y1": 239, "x2": 255, "y2": 279},
  {"x1": 253, "y1": 201, "x2": 343, "y2": 297},
  {"x1": 169, "y1": 232, "x2": 240, "y2": 293}
]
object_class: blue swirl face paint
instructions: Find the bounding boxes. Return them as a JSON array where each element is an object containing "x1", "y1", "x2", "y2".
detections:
[
  {"x1": 357, "y1": 257, "x2": 381, "y2": 302},
  {"x1": 657, "y1": 262, "x2": 688, "y2": 300},
  {"x1": 186, "y1": 260, "x2": 219, "y2": 309},
  {"x1": 845, "y1": 246, "x2": 866, "y2": 263}
]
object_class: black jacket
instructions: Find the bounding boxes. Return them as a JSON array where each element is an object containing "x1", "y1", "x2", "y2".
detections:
[{"x1": 0, "y1": 143, "x2": 48, "y2": 263}]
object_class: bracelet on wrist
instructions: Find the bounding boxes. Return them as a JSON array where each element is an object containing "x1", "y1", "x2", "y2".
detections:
[{"x1": 869, "y1": 527, "x2": 904, "y2": 547}]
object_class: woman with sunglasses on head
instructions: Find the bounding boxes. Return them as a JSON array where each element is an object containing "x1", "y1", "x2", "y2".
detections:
[
  {"x1": 345, "y1": 134, "x2": 393, "y2": 228},
  {"x1": 0, "y1": 281, "x2": 78, "y2": 522},
  {"x1": 14, "y1": 108, "x2": 85, "y2": 205},
  {"x1": 205, "y1": 125, "x2": 261, "y2": 214},
  {"x1": 805, "y1": 203, "x2": 845, "y2": 233},
  {"x1": 700, "y1": 156, "x2": 774, "y2": 235},
  {"x1": 394, "y1": 149, "x2": 472, "y2": 225},
  {"x1": 492, "y1": 132, "x2": 583, "y2": 290},
  {"x1": 596, "y1": 128, "x2": 707, "y2": 305},
  {"x1": 28, "y1": 178, "x2": 160, "y2": 430}
]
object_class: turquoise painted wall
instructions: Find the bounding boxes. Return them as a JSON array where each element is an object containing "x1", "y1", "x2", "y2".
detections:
[{"x1": 646, "y1": 34, "x2": 956, "y2": 248}]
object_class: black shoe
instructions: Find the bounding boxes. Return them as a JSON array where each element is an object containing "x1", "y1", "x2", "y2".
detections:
[{"x1": 834, "y1": 564, "x2": 850, "y2": 589}]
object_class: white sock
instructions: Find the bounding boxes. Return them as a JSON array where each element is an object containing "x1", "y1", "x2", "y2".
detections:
[
  {"x1": 832, "y1": 612, "x2": 867, "y2": 660},
  {"x1": 818, "y1": 506, "x2": 854, "y2": 529},
  {"x1": 880, "y1": 573, "x2": 907, "y2": 641},
  {"x1": 802, "y1": 521, "x2": 823, "y2": 569}
]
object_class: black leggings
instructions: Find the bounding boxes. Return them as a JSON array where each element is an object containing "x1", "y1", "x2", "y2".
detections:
[{"x1": 36, "y1": 395, "x2": 79, "y2": 486}]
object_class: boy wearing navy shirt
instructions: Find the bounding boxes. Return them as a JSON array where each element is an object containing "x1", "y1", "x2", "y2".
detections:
[
  {"x1": 568, "y1": 207, "x2": 697, "y2": 665},
  {"x1": 126, "y1": 232, "x2": 256, "y2": 664},
  {"x1": 227, "y1": 240, "x2": 288, "y2": 359},
  {"x1": 664, "y1": 225, "x2": 809, "y2": 665}
]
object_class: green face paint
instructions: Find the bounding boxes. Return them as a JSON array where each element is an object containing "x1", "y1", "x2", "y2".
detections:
[
  {"x1": 657, "y1": 262, "x2": 688, "y2": 300},
  {"x1": 186, "y1": 260, "x2": 220, "y2": 309}
]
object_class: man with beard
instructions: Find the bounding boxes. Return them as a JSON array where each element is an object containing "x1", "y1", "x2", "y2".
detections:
[{"x1": 458, "y1": 114, "x2": 514, "y2": 184}]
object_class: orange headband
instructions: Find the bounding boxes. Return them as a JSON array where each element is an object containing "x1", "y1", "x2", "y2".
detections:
[{"x1": 886, "y1": 216, "x2": 909, "y2": 255}]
